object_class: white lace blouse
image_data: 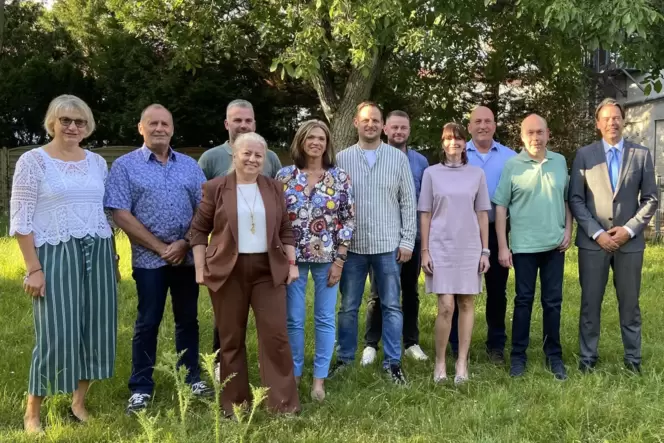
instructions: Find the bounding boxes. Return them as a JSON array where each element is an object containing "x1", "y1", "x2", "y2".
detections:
[{"x1": 10, "y1": 148, "x2": 113, "y2": 247}]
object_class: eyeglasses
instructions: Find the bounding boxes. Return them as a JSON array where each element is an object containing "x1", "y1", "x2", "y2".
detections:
[{"x1": 58, "y1": 117, "x2": 88, "y2": 128}]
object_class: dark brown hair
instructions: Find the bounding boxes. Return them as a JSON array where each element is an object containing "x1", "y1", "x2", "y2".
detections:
[
  {"x1": 440, "y1": 122, "x2": 469, "y2": 165},
  {"x1": 290, "y1": 119, "x2": 335, "y2": 169}
]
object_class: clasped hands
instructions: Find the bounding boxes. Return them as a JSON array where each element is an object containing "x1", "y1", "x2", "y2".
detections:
[
  {"x1": 596, "y1": 226, "x2": 630, "y2": 253},
  {"x1": 159, "y1": 239, "x2": 188, "y2": 265}
]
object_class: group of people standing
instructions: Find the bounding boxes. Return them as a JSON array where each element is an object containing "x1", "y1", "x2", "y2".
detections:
[{"x1": 11, "y1": 94, "x2": 657, "y2": 434}]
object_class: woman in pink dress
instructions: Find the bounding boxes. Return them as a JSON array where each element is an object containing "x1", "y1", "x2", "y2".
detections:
[{"x1": 419, "y1": 122, "x2": 491, "y2": 384}]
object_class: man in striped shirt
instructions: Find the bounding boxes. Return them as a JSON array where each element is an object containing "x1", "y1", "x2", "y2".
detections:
[{"x1": 332, "y1": 101, "x2": 417, "y2": 384}]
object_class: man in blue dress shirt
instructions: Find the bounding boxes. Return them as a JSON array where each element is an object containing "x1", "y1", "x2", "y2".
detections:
[
  {"x1": 105, "y1": 104, "x2": 212, "y2": 414},
  {"x1": 449, "y1": 106, "x2": 516, "y2": 363},
  {"x1": 360, "y1": 110, "x2": 430, "y2": 365}
]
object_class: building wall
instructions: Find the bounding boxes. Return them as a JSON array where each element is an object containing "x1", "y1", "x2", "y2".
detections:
[{"x1": 615, "y1": 71, "x2": 664, "y2": 178}]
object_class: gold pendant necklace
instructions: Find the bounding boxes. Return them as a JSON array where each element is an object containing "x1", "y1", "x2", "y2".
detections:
[{"x1": 237, "y1": 184, "x2": 258, "y2": 235}]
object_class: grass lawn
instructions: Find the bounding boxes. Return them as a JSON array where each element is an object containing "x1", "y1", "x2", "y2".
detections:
[{"x1": 1, "y1": 234, "x2": 664, "y2": 442}]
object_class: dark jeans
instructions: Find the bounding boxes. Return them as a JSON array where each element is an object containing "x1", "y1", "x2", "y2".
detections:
[
  {"x1": 510, "y1": 248, "x2": 565, "y2": 364},
  {"x1": 129, "y1": 265, "x2": 201, "y2": 394},
  {"x1": 450, "y1": 224, "x2": 509, "y2": 354},
  {"x1": 364, "y1": 241, "x2": 421, "y2": 349}
]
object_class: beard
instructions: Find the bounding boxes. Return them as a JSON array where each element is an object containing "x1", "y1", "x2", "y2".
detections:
[{"x1": 388, "y1": 138, "x2": 407, "y2": 149}]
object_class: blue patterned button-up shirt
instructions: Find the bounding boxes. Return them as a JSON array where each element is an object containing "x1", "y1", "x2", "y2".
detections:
[{"x1": 104, "y1": 145, "x2": 207, "y2": 269}]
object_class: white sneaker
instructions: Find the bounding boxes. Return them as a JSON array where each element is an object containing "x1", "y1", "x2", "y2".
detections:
[
  {"x1": 405, "y1": 344, "x2": 429, "y2": 361},
  {"x1": 214, "y1": 362, "x2": 220, "y2": 382},
  {"x1": 360, "y1": 346, "x2": 377, "y2": 366}
]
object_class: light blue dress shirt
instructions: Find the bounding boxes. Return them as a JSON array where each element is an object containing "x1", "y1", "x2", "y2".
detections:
[{"x1": 466, "y1": 139, "x2": 516, "y2": 222}]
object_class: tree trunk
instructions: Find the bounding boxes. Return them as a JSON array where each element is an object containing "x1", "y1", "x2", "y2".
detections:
[
  {"x1": 0, "y1": 0, "x2": 5, "y2": 54},
  {"x1": 311, "y1": 49, "x2": 388, "y2": 151}
]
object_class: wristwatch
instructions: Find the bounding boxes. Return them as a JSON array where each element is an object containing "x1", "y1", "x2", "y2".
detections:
[
  {"x1": 481, "y1": 248, "x2": 491, "y2": 257},
  {"x1": 336, "y1": 252, "x2": 348, "y2": 262}
]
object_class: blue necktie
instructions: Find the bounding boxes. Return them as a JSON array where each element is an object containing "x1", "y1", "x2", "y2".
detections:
[{"x1": 608, "y1": 147, "x2": 620, "y2": 191}]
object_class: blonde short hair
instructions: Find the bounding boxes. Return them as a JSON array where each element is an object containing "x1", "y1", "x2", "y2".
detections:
[
  {"x1": 228, "y1": 132, "x2": 268, "y2": 174},
  {"x1": 43, "y1": 94, "x2": 96, "y2": 138},
  {"x1": 234, "y1": 132, "x2": 267, "y2": 151}
]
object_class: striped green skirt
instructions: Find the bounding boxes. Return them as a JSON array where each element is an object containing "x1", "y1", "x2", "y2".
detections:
[{"x1": 29, "y1": 235, "x2": 117, "y2": 396}]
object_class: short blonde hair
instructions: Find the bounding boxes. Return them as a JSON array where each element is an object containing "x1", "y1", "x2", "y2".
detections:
[
  {"x1": 43, "y1": 94, "x2": 96, "y2": 138},
  {"x1": 228, "y1": 132, "x2": 268, "y2": 174},
  {"x1": 234, "y1": 132, "x2": 268, "y2": 151}
]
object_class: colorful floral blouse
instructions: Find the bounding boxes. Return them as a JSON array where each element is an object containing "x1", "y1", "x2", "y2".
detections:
[{"x1": 276, "y1": 165, "x2": 355, "y2": 263}]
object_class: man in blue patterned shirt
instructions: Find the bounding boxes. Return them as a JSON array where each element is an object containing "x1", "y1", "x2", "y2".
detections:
[
  {"x1": 104, "y1": 104, "x2": 211, "y2": 414},
  {"x1": 362, "y1": 110, "x2": 430, "y2": 365}
]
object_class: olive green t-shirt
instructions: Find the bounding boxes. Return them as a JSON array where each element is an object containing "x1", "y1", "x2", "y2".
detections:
[
  {"x1": 198, "y1": 141, "x2": 283, "y2": 180},
  {"x1": 492, "y1": 149, "x2": 568, "y2": 254}
]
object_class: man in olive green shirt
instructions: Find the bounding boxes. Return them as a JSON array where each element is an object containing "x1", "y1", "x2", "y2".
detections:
[
  {"x1": 492, "y1": 114, "x2": 572, "y2": 381},
  {"x1": 198, "y1": 99, "x2": 282, "y2": 180}
]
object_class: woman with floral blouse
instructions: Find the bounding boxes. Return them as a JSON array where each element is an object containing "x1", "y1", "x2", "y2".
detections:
[{"x1": 276, "y1": 120, "x2": 354, "y2": 401}]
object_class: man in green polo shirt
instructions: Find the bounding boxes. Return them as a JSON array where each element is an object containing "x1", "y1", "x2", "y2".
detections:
[
  {"x1": 492, "y1": 114, "x2": 572, "y2": 381},
  {"x1": 198, "y1": 99, "x2": 282, "y2": 180}
]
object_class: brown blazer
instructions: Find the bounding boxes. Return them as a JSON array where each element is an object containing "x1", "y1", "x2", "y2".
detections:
[{"x1": 189, "y1": 172, "x2": 295, "y2": 292}]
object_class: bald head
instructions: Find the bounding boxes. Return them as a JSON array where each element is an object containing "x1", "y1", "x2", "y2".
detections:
[
  {"x1": 521, "y1": 114, "x2": 549, "y2": 160},
  {"x1": 468, "y1": 106, "x2": 496, "y2": 150},
  {"x1": 521, "y1": 114, "x2": 547, "y2": 132}
]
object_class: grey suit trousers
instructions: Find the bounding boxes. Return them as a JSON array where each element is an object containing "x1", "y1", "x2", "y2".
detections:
[{"x1": 578, "y1": 248, "x2": 643, "y2": 364}]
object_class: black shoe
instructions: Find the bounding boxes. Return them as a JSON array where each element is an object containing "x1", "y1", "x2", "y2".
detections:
[
  {"x1": 624, "y1": 361, "x2": 642, "y2": 374},
  {"x1": 487, "y1": 349, "x2": 505, "y2": 365},
  {"x1": 578, "y1": 360, "x2": 597, "y2": 373},
  {"x1": 385, "y1": 363, "x2": 407, "y2": 385},
  {"x1": 546, "y1": 359, "x2": 568, "y2": 381},
  {"x1": 191, "y1": 381, "x2": 214, "y2": 398},
  {"x1": 509, "y1": 361, "x2": 526, "y2": 377},
  {"x1": 329, "y1": 359, "x2": 349, "y2": 377},
  {"x1": 126, "y1": 393, "x2": 151, "y2": 415}
]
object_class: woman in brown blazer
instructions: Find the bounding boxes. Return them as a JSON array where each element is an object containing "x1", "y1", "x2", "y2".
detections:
[{"x1": 189, "y1": 132, "x2": 300, "y2": 416}]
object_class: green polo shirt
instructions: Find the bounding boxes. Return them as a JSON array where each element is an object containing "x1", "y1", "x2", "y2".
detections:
[
  {"x1": 198, "y1": 141, "x2": 283, "y2": 180},
  {"x1": 492, "y1": 149, "x2": 568, "y2": 254}
]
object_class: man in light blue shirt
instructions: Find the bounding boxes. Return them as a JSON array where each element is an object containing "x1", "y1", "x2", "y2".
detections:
[{"x1": 449, "y1": 106, "x2": 516, "y2": 364}]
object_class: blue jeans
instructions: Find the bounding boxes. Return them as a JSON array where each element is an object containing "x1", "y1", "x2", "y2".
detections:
[
  {"x1": 337, "y1": 250, "x2": 403, "y2": 366},
  {"x1": 286, "y1": 262, "x2": 338, "y2": 379},
  {"x1": 511, "y1": 249, "x2": 565, "y2": 364},
  {"x1": 129, "y1": 266, "x2": 201, "y2": 394}
]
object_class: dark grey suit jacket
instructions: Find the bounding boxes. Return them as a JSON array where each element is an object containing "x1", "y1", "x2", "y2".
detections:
[{"x1": 568, "y1": 140, "x2": 658, "y2": 252}]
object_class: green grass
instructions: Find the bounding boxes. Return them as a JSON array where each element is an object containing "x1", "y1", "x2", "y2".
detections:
[{"x1": 2, "y1": 234, "x2": 664, "y2": 442}]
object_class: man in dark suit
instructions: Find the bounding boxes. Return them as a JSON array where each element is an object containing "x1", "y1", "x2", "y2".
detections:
[{"x1": 568, "y1": 98, "x2": 658, "y2": 373}]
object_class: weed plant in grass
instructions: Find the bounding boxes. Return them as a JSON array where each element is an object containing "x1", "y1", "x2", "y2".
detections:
[{"x1": 1, "y1": 235, "x2": 664, "y2": 442}]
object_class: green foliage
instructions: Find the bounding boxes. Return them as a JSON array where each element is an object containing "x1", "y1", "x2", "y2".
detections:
[{"x1": 2, "y1": 0, "x2": 663, "y2": 153}]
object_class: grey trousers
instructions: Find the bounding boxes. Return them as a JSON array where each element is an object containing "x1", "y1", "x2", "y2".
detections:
[{"x1": 578, "y1": 248, "x2": 644, "y2": 364}]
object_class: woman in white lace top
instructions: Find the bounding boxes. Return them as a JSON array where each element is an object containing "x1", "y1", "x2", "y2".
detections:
[{"x1": 10, "y1": 95, "x2": 118, "y2": 434}]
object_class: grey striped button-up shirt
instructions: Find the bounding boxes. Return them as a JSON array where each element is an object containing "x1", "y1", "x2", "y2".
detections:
[{"x1": 336, "y1": 142, "x2": 417, "y2": 255}]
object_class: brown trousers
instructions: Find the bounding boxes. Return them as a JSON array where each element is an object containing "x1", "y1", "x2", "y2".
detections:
[{"x1": 209, "y1": 253, "x2": 300, "y2": 415}]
